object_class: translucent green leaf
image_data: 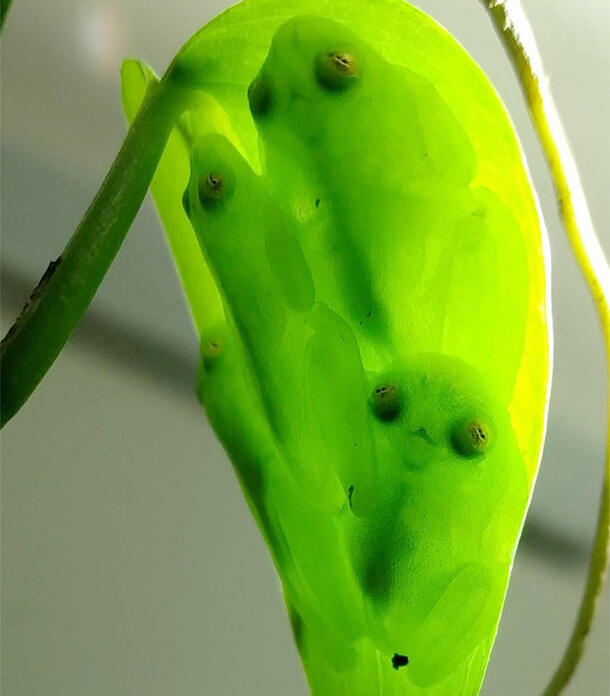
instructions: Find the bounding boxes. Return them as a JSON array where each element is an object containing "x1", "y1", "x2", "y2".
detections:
[{"x1": 121, "y1": 3, "x2": 551, "y2": 694}]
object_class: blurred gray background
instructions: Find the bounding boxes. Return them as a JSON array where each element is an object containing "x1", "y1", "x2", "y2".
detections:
[{"x1": 1, "y1": 1, "x2": 609, "y2": 694}]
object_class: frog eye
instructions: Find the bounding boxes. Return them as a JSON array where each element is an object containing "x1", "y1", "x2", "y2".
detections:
[
  {"x1": 370, "y1": 383, "x2": 402, "y2": 421},
  {"x1": 451, "y1": 419, "x2": 493, "y2": 457},
  {"x1": 248, "y1": 73, "x2": 274, "y2": 117},
  {"x1": 198, "y1": 169, "x2": 234, "y2": 209},
  {"x1": 201, "y1": 337, "x2": 224, "y2": 372},
  {"x1": 314, "y1": 50, "x2": 360, "y2": 91}
]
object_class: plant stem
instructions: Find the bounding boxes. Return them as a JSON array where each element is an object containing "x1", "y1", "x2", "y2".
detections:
[
  {"x1": 480, "y1": 1, "x2": 610, "y2": 694},
  {"x1": 0, "y1": 78, "x2": 189, "y2": 427},
  {"x1": 1, "y1": 0, "x2": 13, "y2": 29}
]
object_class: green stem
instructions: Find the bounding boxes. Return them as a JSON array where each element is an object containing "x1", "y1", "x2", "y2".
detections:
[
  {"x1": 0, "y1": 78, "x2": 190, "y2": 427},
  {"x1": 480, "y1": 2, "x2": 610, "y2": 694},
  {"x1": 1, "y1": 0, "x2": 13, "y2": 29}
]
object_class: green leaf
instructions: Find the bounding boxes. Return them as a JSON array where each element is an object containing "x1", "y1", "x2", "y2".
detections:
[{"x1": 121, "y1": 3, "x2": 551, "y2": 694}]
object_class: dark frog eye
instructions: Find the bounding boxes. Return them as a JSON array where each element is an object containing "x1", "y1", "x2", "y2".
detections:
[
  {"x1": 201, "y1": 337, "x2": 224, "y2": 372},
  {"x1": 315, "y1": 50, "x2": 360, "y2": 91},
  {"x1": 202, "y1": 338, "x2": 223, "y2": 361},
  {"x1": 198, "y1": 169, "x2": 235, "y2": 209},
  {"x1": 200, "y1": 323, "x2": 229, "y2": 372},
  {"x1": 248, "y1": 73, "x2": 273, "y2": 117},
  {"x1": 451, "y1": 419, "x2": 493, "y2": 458},
  {"x1": 370, "y1": 383, "x2": 402, "y2": 422}
]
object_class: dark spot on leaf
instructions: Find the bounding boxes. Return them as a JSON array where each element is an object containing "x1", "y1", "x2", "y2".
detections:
[
  {"x1": 348, "y1": 485, "x2": 355, "y2": 508},
  {"x1": 392, "y1": 653, "x2": 409, "y2": 670},
  {"x1": 2, "y1": 257, "x2": 62, "y2": 344}
]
